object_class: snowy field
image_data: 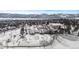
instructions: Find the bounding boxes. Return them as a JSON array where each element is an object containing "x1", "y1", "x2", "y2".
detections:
[
  {"x1": 0, "y1": 27, "x2": 79, "y2": 49},
  {"x1": 0, "y1": 28, "x2": 54, "y2": 49}
]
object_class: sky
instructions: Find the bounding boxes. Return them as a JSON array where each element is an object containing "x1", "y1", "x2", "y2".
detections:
[{"x1": 0, "y1": 10, "x2": 79, "y2": 14}]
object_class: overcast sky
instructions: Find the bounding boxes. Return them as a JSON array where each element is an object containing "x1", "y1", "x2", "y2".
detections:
[{"x1": 0, "y1": 10, "x2": 79, "y2": 14}]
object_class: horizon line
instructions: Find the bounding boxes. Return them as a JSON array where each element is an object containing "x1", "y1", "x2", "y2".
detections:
[{"x1": 0, "y1": 10, "x2": 79, "y2": 14}]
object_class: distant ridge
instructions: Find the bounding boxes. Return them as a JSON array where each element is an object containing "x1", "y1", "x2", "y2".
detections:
[{"x1": 0, "y1": 13, "x2": 79, "y2": 19}]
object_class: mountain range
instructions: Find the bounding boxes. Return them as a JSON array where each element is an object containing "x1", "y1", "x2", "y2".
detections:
[{"x1": 0, "y1": 13, "x2": 79, "y2": 19}]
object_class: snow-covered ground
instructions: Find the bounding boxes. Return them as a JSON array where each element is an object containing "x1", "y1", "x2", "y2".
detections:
[
  {"x1": 53, "y1": 34, "x2": 79, "y2": 49},
  {"x1": 0, "y1": 28, "x2": 54, "y2": 48},
  {"x1": 0, "y1": 27, "x2": 79, "y2": 49}
]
